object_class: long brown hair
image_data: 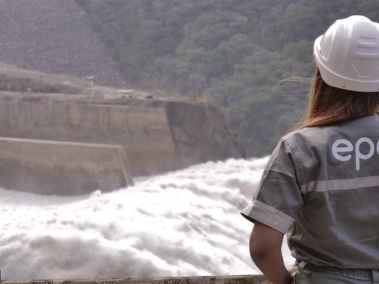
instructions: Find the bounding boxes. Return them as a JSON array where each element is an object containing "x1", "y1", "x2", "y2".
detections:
[{"x1": 296, "y1": 68, "x2": 379, "y2": 130}]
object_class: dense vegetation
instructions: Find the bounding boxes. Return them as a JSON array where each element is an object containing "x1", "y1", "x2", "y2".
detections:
[{"x1": 75, "y1": 0, "x2": 379, "y2": 157}]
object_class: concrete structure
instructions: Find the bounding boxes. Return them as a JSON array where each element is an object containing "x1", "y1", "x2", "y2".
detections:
[
  {"x1": 1, "y1": 275, "x2": 270, "y2": 284},
  {"x1": 0, "y1": 86, "x2": 244, "y2": 177},
  {"x1": 0, "y1": 100, "x2": 178, "y2": 176},
  {"x1": 0, "y1": 137, "x2": 133, "y2": 195},
  {"x1": 0, "y1": 63, "x2": 244, "y2": 194}
]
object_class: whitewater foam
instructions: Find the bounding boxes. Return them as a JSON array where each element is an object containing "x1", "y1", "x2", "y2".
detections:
[{"x1": 0, "y1": 158, "x2": 294, "y2": 280}]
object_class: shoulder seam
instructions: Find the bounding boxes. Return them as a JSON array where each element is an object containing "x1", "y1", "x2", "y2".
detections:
[{"x1": 281, "y1": 138, "x2": 305, "y2": 187}]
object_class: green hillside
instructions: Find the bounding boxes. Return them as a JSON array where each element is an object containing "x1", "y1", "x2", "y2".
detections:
[{"x1": 75, "y1": 0, "x2": 379, "y2": 157}]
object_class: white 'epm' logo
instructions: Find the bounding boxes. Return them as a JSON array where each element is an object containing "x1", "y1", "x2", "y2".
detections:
[{"x1": 332, "y1": 138, "x2": 377, "y2": 171}]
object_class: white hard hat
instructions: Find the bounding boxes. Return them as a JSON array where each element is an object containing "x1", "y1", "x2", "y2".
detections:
[{"x1": 314, "y1": 15, "x2": 379, "y2": 92}]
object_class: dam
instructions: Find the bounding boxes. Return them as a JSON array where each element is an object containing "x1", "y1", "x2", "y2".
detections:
[
  {"x1": 0, "y1": 63, "x2": 245, "y2": 194},
  {"x1": 0, "y1": 1, "x2": 264, "y2": 282}
]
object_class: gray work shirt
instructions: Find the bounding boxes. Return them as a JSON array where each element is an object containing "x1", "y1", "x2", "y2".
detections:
[{"x1": 241, "y1": 114, "x2": 379, "y2": 269}]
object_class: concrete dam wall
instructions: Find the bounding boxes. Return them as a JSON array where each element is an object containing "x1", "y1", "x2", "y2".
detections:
[
  {"x1": 0, "y1": 98, "x2": 244, "y2": 176},
  {"x1": 0, "y1": 64, "x2": 244, "y2": 194},
  {"x1": 0, "y1": 138, "x2": 133, "y2": 195},
  {"x1": 0, "y1": 101, "x2": 178, "y2": 176}
]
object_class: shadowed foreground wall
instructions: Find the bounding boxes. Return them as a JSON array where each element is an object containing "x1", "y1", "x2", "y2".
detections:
[
  {"x1": 1, "y1": 275, "x2": 270, "y2": 284},
  {"x1": 0, "y1": 137, "x2": 133, "y2": 195}
]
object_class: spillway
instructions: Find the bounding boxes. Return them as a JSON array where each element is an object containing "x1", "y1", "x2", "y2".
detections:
[{"x1": 0, "y1": 158, "x2": 294, "y2": 280}]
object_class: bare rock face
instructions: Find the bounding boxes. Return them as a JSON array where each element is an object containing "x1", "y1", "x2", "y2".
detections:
[{"x1": 0, "y1": 0, "x2": 125, "y2": 87}]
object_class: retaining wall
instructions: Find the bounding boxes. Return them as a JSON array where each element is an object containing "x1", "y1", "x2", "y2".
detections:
[
  {"x1": 0, "y1": 137, "x2": 133, "y2": 195},
  {"x1": 1, "y1": 275, "x2": 270, "y2": 284}
]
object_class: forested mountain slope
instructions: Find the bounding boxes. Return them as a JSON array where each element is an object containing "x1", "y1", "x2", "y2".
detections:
[{"x1": 76, "y1": 0, "x2": 379, "y2": 156}]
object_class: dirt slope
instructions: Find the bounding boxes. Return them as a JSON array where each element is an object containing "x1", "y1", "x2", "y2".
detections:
[{"x1": 0, "y1": 0, "x2": 125, "y2": 87}]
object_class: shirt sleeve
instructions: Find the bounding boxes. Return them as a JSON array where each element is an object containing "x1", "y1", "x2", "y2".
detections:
[{"x1": 241, "y1": 139, "x2": 304, "y2": 234}]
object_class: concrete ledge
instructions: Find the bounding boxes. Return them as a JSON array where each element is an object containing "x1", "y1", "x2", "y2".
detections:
[
  {"x1": 1, "y1": 275, "x2": 270, "y2": 284},
  {"x1": 0, "y1": 137, "x2": 134, "y2": 195}
]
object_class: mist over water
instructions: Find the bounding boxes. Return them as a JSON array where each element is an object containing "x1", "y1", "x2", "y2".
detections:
[{"x1": 0, "y1": 158, "x2": 294, "y2": 280}]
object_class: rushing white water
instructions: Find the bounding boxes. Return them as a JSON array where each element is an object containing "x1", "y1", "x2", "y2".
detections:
[{"x1": 0, "y1": 158, "x2": 294, "y2": 280}]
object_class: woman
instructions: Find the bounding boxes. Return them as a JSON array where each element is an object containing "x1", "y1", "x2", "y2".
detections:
[{"x1": 241, "y1": 15, "x2": 379, "y2": 284}]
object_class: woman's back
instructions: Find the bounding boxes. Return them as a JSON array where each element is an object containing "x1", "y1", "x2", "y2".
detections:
[
  {"x1": 284, "y1": 114, "x2": 379, "y2": 268},
  {"x1": 241, "y1": 15, "x2": 379, "y2": 284}
]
